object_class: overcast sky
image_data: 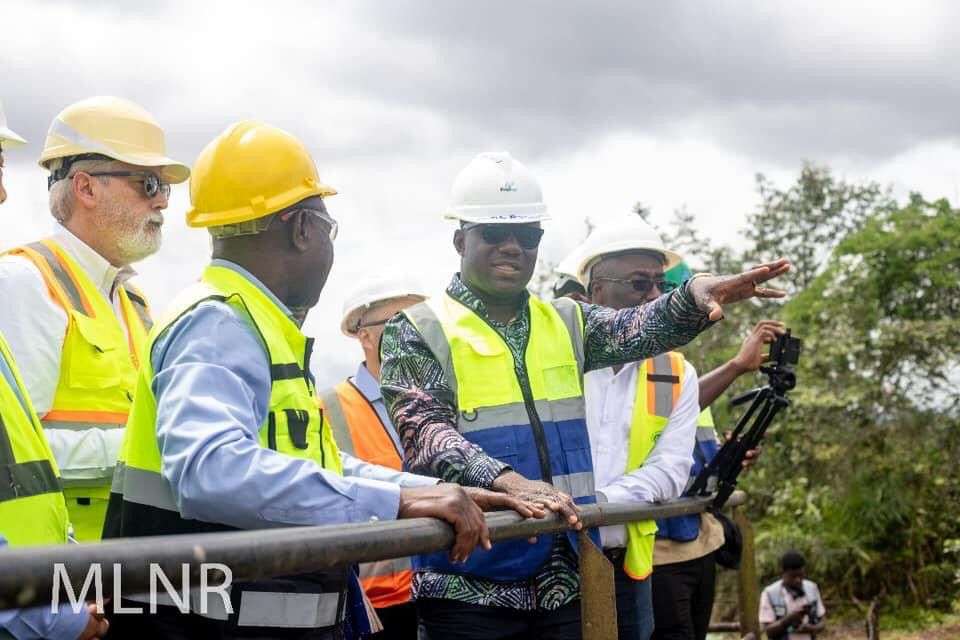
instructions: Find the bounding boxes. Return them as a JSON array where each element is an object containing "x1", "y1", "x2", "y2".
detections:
[{"x1": 3, "y1": 0, "x2": 959, "y2": 386}]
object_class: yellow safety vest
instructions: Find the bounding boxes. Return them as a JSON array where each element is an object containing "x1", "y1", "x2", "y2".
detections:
[
  {"x1": 405, "y1": 292, "x2": 599, "y2": 580},
  {"x1": 0, "y1": 331, "x2": 70, "y2": 546},
  {"x1": 106, "y1": 264, "x2": 346, "y2": 633},
  {"x1": 110, "y1": 263, "x2": 342, "y2": 535},
  {"x1": 4, "y1": 239, "x2": 150, "y2": 541},
  {"x1": 623, "y1": 351, "x2": 685, "y2": 580}
]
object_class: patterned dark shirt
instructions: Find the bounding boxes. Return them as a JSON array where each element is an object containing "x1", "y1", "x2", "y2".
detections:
[{"x1": 380, "y1": 274, "x2": 712, "y2": 611}]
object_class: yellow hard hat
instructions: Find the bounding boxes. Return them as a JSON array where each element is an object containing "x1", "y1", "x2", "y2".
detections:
[
  {"x1": 39, "y1": 96, "x2": 189, "y2": 184},
  {"x1": 186, "y1": 120, "x2": 336, "y2": 228}
]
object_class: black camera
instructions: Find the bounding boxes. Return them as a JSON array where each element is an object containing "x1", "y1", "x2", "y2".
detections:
[{"x1": 768, "y1": 329, "x2": 802, "y2": 368}]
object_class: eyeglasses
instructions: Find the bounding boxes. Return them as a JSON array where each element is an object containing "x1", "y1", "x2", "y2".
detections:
[
  {"x1": 592, "y1": 275, "x2": 675, "y2": 295},
  {"x1": 85, "y1": 171, "x2": 171, "y2": 200},
  {"x1": 355, "y1": 317, "x2": 390, "y2": 331},
  {"x1": 278, "y1": 207, "x2": 339, "y2": 241},
  {"x1": 463, "y1": 223, "x2": 544, "y2": 250}
]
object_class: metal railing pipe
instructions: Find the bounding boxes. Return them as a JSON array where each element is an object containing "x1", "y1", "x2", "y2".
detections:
[{"x1": 0, "y1": 493, "x2": 743, "y2": 609}]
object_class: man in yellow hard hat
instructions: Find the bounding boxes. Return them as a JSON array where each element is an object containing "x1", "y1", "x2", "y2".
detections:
[
  {"x1": 0, "y1": 96, "x2": 189, "y2": 542},
  {"x1": 0, "y1": 99, "x2": 109, "y2": 640},
  {"x1": 319, "y1": 275, "x2": 429, "y2": 639},
  {"x1": 104, "y1": 121, "x2": 539, "y2": 638}
]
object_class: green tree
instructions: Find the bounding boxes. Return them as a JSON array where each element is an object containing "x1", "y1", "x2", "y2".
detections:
[
  {"x1": 746, "y1": 194, "x2": 960, "y2": 610},
  {"x1": 746, "y1": 163, "x2": 896, "y2": 294}
]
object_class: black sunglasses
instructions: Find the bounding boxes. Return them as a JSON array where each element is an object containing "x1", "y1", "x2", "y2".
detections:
[
  {"x1": 592, "y1": 275, "x2": 675, "y2": 295},
  {"x1": 463, "y1": 223, "x2": 544, "y2": 250},
  {"x1": 85, "y1": 171, "x2": 171, "y2": 200}
]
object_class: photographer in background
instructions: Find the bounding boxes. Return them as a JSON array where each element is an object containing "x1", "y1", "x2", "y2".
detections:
[{"x1": 759, "y1": 550, "x2": 826, "y2": 640}]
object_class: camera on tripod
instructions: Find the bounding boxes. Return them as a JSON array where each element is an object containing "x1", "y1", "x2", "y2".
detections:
[
  {"x1": 769, "y1": 330, "x2": 802, "y2": 369},
  {"x1": 687, "y1": 327, "x2": 803, "y2": 508}
]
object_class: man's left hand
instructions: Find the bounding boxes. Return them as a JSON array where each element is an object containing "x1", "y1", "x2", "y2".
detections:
[
  {"x1": 689, "y1": 259, "x2": 791, "y2": 321},
  {"x1": 463, "y1": 486, "x2": 548, "y2": 519}
]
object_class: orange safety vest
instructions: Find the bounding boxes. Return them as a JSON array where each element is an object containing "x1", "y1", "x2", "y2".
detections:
[{"x1": 318, "y1": 378, "x2": 412, "y2": 609}]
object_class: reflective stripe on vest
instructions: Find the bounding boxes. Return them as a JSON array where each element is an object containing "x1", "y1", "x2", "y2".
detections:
[
  {"x1": 108, "y1": 264, "x2": 345, "y2": 629},
  {"x1": 0, "y1": 333, "x2": 70, "y2": 546},
  {"x1": 3, "y1": 240, "x2": 150, "y2": 503},
  {"x1": 624, "y1": 352, "x2": 684, "y2": 580},
  {"x1": 657, "y1": 407, "x2": 718, "y2": 542},
  {"x1": 404, "y1": 293, "x2": 598, "y2": 581},
  {"x1": 318, "y1": 379, "x2": 412, "y2": 608}
]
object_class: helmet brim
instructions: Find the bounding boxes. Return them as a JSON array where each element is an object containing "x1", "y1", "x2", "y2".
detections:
[{"x1": 0, "y1": 126, "x2": 27, "y2": 148}]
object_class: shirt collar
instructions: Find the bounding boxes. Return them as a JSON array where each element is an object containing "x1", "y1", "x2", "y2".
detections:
[
  {"x1": 446, "y1": 273, "x2": 530, "y2": 325},
  {"x1": 352, "y1": 362, "x2": 382, "y2": 402},
  {"x1": 210, "y1": 258, "x2": 295, "y2": 321},
  {"x1": 52, "y1": 224, "x2": 136, "y2": 295}
]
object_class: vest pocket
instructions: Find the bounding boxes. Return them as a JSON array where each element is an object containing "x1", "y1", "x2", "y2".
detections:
[
  {"x1": 541, "y1": 363, "x2": 581, "y2": 400},
  {"x1": 64, "y1": 311, "x2": 122, "y2": 390},
  {"x1": 284, "y1": 409, "x2": 310, "y2": 450}
]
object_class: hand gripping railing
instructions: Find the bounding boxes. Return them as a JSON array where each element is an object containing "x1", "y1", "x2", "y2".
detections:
[{"x1": 0, "y1": 492, "x2": 748, "y2": 639}]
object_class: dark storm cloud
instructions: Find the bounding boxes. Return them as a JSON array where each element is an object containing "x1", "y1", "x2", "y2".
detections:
[{"x1": 3, "y1": 0, "x2": 959, "y2": 170}]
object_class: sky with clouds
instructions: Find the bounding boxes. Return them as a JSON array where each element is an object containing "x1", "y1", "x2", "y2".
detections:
[{"x1": 2, "y1": 0, "x2": 959, "y2": 386}]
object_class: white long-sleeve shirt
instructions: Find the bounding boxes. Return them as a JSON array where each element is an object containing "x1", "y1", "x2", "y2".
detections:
[
  {"x1": 585, "y1": 358, "x2": 699, "y2": 549},
  {"x1": 0, "y1": 224, "x2": 136, "y2": 482}
]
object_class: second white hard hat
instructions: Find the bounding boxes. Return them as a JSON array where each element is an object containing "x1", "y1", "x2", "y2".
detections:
[
  {"x1": 0, "y1": 100, "x2": 27, "y2": 149},
  {"x1": 341, "y1": 275, "x2": 427, "y2": 337},
  {"x1": 443, "y1": 151, "x2": 549, "y2": 224},
  {"x1": 575, "y1": 216, "x2": 683, "y2": 286}
]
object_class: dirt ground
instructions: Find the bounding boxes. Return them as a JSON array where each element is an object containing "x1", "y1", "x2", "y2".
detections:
[{"x1": 710, "y1": 620, "x2": 960, "y2": 639}]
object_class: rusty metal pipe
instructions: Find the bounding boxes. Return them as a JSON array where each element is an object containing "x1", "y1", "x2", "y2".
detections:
[{"x1": 0, "y1": 493, "x2": 743, "y2": 609}]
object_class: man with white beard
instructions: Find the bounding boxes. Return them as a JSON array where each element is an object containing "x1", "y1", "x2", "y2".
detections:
[{"x1": 0, "y1": 96, "x2": 189, "y2": 541}]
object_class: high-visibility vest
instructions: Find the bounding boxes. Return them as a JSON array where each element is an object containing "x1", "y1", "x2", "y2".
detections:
[
  {"x1": 656, "y1": 407, "x2": 719, "y2": 542},
  {"x1": 404, "y1": 292, "x2": 599, "y2": 581},
  {"x1": 0, "y1": 331, "x2": 70, "y2": 547},
  {"x1": 623, "y1": 352, "x2": 684, "y2": 580},
  {"x1": 319, "y1": 379, "x2": 412, "y2": 609},
  {"x1": 4, "y1": 238, "x2": 151, "y2": 541},
  {"x1": 105, "y1": 264, "x2": 346, "y2": 635}
]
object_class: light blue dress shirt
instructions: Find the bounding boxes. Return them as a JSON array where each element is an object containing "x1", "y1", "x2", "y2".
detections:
[
  {"x1": 352, "y1": 363, "x2": 402, "y2": 454},
  {"x1": 0, "y1": 539, "x2": 89, "y2": 640},
  {"x1": 150, "y1": 260, "x2": 401, "y2": 530}
]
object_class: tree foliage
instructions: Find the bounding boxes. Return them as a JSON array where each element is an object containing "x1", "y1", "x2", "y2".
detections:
[
  {"x1": 555, "y1": 168, "x2": 960, "y2": 614},
  {"x1": 746, "y1": 163, "x2": 897, "y2": 294},
  {"x1": 749, "y1": 194, "x2": 960, "y2": 610}
]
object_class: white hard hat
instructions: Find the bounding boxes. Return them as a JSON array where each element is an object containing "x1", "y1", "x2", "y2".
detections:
[
  {"x1": 341, "y1": 275, "x2": 427, "y2": 337},
  {"x1": 575, "y1": 216, "x2": 683, "y2": 286},
  {"x1": 443, "y1": 151, "x2": 549, "y2": 224},
  {"x1": 39, "y1": 96, "x2": 189, "y2": 185},
  {"x1": 0, "y1": 100, "x2": 27, "y2": 149},
  {"x1": 556, "y1": 246, "x2": 584, "y2": 281}
]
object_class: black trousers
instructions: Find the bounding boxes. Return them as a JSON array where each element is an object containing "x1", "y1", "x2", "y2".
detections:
[
  {"x1": 370, "y1": 602, "x2": 418, "y2": 640},
  {"x1": 650, "y1": 553, "x2": 716, "y2": 640},
  {"x1": 417, "y1": 598, "x2": 582, "y2": 640}
]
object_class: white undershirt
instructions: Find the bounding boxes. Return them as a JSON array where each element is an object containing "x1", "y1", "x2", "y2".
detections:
[
  {"x1": 0, "y1": 224, "x2": 137, "y2": 480},
  {"x1": 585, "y1": 358, "x2": 699, "y2": 549}
]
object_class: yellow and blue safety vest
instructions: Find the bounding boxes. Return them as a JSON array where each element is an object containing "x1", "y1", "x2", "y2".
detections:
[{"x1": 404, "y1": 292, "x2": 598, "y2": 580}]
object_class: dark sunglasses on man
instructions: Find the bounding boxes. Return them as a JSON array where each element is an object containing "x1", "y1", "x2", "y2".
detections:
[
  {"x1": 462, "y1": 223, "x2": 544, "y2": 250},
  {"x1": 592, "y1": 275, "x2": 676, "y2": 295},
  {"x1": 85, "y1": 170, "x2": 171, "y2": 200}
]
